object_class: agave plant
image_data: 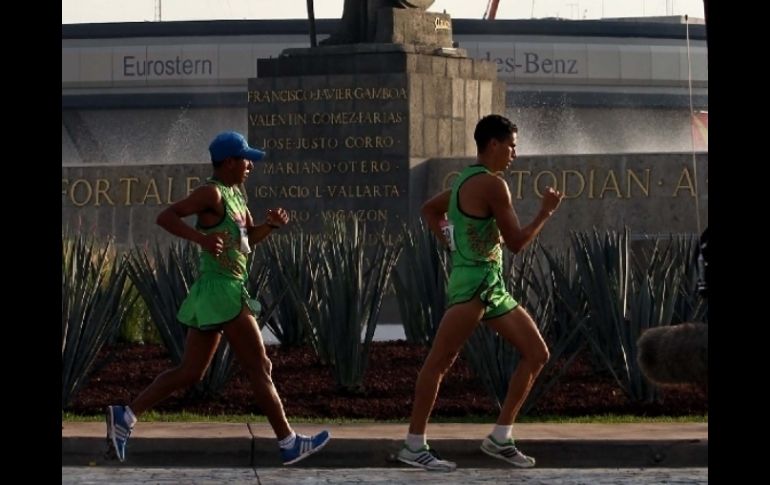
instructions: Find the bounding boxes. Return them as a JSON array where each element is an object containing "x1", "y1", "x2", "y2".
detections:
[
  {"x1": 391, "y1": 220, "x2": 450, "y2": 346},
  {"x1": 667, "y1": 234, "x2": 708, "y2": 324},
  {"x1": 571, "y1": 228, "x2": 631, "y2": 375},
  {"x1": 126, "y1": 241, "x2": 235, "y2": 397},
  {"x1": 62, "y1": 235, "x2": 135, "y2": 409},
  {"x1": 126, "y1": 242, "x2": 197, "y2": 362},
  {"x1": 539, "y1": 244, "x2": 590, "y2": 357},
  {"x1": 286, "y1": 219, "x2": 402, "y2": 392},
  {"x1": 255, "y1": 231, "x2": 317, "y2": 347},
  {"x1": 572, "y1": 228, "x2": 695, "y2": 403}
]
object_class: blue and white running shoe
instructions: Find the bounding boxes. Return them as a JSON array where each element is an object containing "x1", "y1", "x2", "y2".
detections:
[
  {"x1": 105, "y1": 405, "x2": 135, "y2": 462},
  {"x1": 280, "y1": 430, "x2": 331, "y2": 465}
]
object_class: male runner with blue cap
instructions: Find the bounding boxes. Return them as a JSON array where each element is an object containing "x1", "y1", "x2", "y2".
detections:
[{"x1": 106, "y1": 131, "x2": 330, "y2": 465}]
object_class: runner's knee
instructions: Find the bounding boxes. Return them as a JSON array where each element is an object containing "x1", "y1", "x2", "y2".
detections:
[{"x1": 529, "y1": 343, "x2": 550, "y2": 368}]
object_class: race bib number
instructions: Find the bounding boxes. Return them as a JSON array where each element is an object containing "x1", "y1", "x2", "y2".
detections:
[
  {"x1": 239, "y1": 227, "x2": 251, "y2": 254},
  {"x1": 440, "y1": 221, "x2": 456, "y2": 251}
]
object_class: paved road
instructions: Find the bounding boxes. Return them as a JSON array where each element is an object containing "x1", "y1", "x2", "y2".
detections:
[{"x1": 62, "y1": 466, "x2": 708, "y2": 484}]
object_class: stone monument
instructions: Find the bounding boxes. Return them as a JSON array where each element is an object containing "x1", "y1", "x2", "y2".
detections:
[
  {"x1": 322, "y1": 0, "x2": 438, "y2": 44},
  {"x1": 246, "y1": 2, "x2": 505, "y2": 234}
]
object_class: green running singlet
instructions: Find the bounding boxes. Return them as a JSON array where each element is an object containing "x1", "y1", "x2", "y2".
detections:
[
  {"x1": 177, "y1": 178, "x2": 260, "y2": 330},
  {"x1": 445, "y1": 164, "x2": 518, "y2": 320}
]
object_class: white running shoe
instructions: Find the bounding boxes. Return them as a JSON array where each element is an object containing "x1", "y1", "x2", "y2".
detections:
[
  {"x1": 480, "y1": 435, "x2": 536, "y2": 467},
  {"x1": 397, "y1": 444, "x2": 457, "y2": 472}
]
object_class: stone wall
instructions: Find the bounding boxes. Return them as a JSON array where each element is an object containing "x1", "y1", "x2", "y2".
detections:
[{"x1": 62, "y1": 152, "x2": 707, "y2": 248}]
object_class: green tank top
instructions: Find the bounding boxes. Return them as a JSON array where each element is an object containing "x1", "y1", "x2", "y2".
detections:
[
  {"x1": 446, "y1": 164, "x2": 503, "y2": 267},
  {"x1": 196, "y1": 178, "x2": 250, "y2": 281}
]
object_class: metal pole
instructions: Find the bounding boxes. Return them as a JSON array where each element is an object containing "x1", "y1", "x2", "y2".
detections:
[
  {"x1": 685, "y1": 14, "x2": 703, "y2": 235},
  {"x1": 306, "y1": 0, "x2": 317, "y2": 47},
  {"x1": 490, "y1": 0, "x2": 500, "y2": 20}
]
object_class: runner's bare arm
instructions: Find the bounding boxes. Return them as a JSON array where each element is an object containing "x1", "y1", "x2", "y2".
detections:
[
  {"x1": 156, "y1": 185, "x2": 222, "y2": 253},
  {"x1": 421, "y1": 189, "x2": 451, "y2": 245},
  {"x1": 246, "y1": 208, "x2": 289, "y2": 246},
  {"x1": 487, "y1": 177, "x2": 562, "y2": 253}
]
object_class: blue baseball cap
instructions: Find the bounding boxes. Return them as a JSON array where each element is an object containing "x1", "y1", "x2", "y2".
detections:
[{"x1": 208, "y1": 131, "x2": 266, "y2": 163}]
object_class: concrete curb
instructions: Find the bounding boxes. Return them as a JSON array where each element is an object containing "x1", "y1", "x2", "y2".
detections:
[{"x1": 62, "y1": 422, "x2": 707, "y2": 469}]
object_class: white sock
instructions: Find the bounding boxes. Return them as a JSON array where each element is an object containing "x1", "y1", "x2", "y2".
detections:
[
  {"x1": 491, "y1": 424, "x2": 512, "y2": 443},
  {"x1": 278, "y1": 431, "x2": 297, "y2": 449},
  {"x1": 124, "y1": 406, "x2": 138, "y2": 428},
  {"x1": 405, "y1": 433, "x2": 426, "y2": 451}
]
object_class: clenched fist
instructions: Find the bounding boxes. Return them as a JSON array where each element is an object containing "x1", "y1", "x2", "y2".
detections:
[{"x1": 266, "y1": 208, "x2": 289, "y2": 229}]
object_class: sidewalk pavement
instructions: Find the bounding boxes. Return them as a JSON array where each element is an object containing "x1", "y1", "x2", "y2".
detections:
[{"x1": 62, "y1": 421, "x2": 707, "y2": 469}]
